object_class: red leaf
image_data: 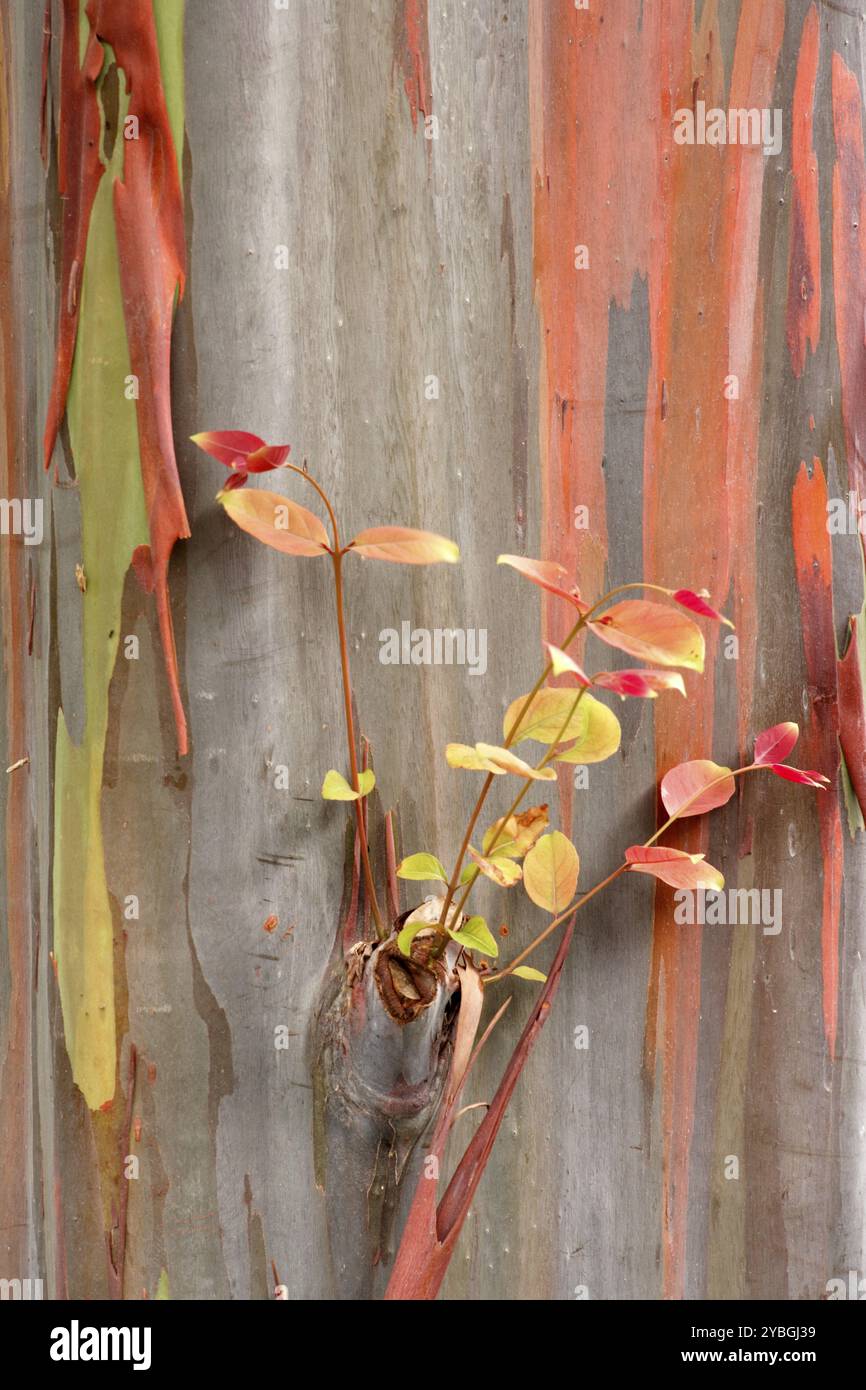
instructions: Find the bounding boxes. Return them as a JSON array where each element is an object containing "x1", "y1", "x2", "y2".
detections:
[
  {"x1": 660, "y1": 759, "x2": 736, "y2": 818},
  {"x1": 221, "y1": 470, "x2": 248, "y2": 491},
  {"x1": 191, "y1": 430, "x2": 266, "y2": 467},
  {"x1": 769, "y1": 763, "x2": 830, "y2": 788},
  {"x1": 753, "y1": 720, "x2": 799, "y2": 766},
  {"x1": 497, "y1": 555, "x2": 588, "y2": 611},
  {"x1": 247, "y1": 444, "x2": 291, "y2": 472},
  {"x1": 672, "y1": 588, "x2": 734, "y2": 628},
  {"x1": 625, "y1": 845, "x2": 725, "y2": 891}
]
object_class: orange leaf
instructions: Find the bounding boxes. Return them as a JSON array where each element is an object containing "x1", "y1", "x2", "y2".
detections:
[
  {"x1": 589, "y1": 600, "x2": 704, "y2": 671},
  {"x1": 660, "y1": 759, "x2": 736, "y2": 818},
  {"x1": 348, "y1": 526, "x2": 459, "y2": 564},
  {"x1": 218, "y1": 488, "x2": 330, "y2": 556}
]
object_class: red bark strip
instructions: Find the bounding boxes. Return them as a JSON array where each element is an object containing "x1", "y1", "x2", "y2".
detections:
[
  {"x1": 786, "y1": 6, "x2": 821, "y2": 378},
  {"x1": 393, "y1": 0, "x2": 431, "y2": 132},
  {"x1": 42, "y1": 0, "x2": 104, "y2": 470},
  {"x1": 792, "y1": 460, "x2": 843, "y2": 1057},
  {"x1": 44, "y1": 0, "x2": 190, "y2": 753},
  {"x1": 641, "y1": 0, "x2": 783, "y2": 1299},
  {"x1": 92, "y1": 0, "x2": 190, "y2": 755}
]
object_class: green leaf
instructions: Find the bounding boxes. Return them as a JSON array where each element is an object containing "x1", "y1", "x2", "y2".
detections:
[
  {"x1": 553, "y1": 694, "x2": 621, "y2": 764},
  {"x1": 397, "y1": 917, "x2": 436, "y2": 957},
  {"x1": 397, "y1": 852, "x2": 448, "y2": 882},
  {"x1": 459, "y1": 864, "x2": 477, "y2": 885},
  {"x1": 449, "y1": 915, "x2": 499, "y2": 959},
  {"x1": 512, "y1": 965, "x2": 548, "y2": 982},
  {"x1": 155, "y1": 1269, "x2": 171, "y2": 1300}
]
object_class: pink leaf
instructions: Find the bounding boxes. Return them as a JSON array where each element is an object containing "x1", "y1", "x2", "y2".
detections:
[
  {"x1": 625, "y1": 845, "x2": 724, "y2": 891},
  {"x1": 593, "y1": 669, "x2": 686, "y2": 699},
  {"x1": 497, "y1": 555, "x2": 588, "y2": 611},
  {"x1": 754, "y1": 721, "x2": 799, "y2": 766},
  {"x1": 588, "y1": 600, "x2": 705, "y2": 671},
  {"x1": 660, "y1": 759, "x2": 736, "y2": 818},
  {"x1": 769, "y1": 763, "x2": 830, "y2": 788},
  {"x1": 672, "y1": 588, "x2": 734, "y2": 628}
]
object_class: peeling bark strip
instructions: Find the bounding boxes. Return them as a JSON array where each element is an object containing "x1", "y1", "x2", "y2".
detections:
[
  {"x1": 47, "y1": 0, "x2": 186, "y2": 1110},
  {"x1": 45, "y1": 0, "x2": 189, "y2": 754},
  {"x1": 792, "y1": 461, "x2": 842, "y2": 1057}
]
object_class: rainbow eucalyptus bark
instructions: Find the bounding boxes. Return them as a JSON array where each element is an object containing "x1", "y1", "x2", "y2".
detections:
[{"x1": 313, "y1": 909, "x2": 462, "y2": 1299}]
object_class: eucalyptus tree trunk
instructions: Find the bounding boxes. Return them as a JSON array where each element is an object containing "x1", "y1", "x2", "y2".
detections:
[{"x1": 1, "y1": 0, "x2": 865, "y2": 1302}]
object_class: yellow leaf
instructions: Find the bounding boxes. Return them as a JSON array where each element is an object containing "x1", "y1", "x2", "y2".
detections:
[
  {"x1": 482, "y1": 804, "x2": 550, "y2": 858},
  {"x1": 321, "y1": 769, "x2": 359, "y2": 800},
  {"x1": 474, "y1": 743, "x2": 556, "y2": 780},
  {"x1": 504, "y1": 687, "x2": 588, "y2": 745},
  {"x1": 523, "y1": 831, "x2": 579, "y2": 914},
  {"x1": 467, "y1": 845, "x2": 523, "y2": 887},
  {"x1": 446, "y1": 742, "x2": 497, "y2": 772},
  {"x1": 553, "y1": 694, "x2": 621, "y2": 764}
]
